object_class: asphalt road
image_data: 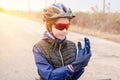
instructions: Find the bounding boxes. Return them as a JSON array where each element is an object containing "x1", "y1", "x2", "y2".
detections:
[{"x1": 0, "y1": 13, "x2": 120, "y2": 80}]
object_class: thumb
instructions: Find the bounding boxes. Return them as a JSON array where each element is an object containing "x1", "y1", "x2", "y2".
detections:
[{"x1": 75, "y1": 42, "x2": 82, "y2": 60}]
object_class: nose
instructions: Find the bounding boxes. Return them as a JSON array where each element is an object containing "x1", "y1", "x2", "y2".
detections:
[{"x1": 62, "y1": 28, "x2": 67, "y2": 33}]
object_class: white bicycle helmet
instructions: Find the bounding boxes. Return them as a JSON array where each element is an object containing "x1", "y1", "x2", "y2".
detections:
[{"x1": 43, "y1": 3, "x2": 75, "y2": 21}]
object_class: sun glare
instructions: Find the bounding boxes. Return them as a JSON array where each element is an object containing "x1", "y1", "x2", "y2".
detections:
[
  {"x1": 0, "y1": 0, "x2": 56, "y2": 11},
  {"x1": 0, "y1": 0, "x2": 58, "y2": 11},
  {"x1": 0, "y1": 1, "x2": 9, "y2": 10}
]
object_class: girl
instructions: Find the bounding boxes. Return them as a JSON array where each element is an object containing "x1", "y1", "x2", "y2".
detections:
[{"x1": 33, "y1": 3, "x2": 91, "y2": 80}]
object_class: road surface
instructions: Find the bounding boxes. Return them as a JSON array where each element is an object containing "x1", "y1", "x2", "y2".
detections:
[{"x1": 0, "y1": 13, "x2": 120, "y2": 80}]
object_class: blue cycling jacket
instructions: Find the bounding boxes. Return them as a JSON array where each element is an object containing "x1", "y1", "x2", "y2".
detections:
[{"x1": 33, "y1": 31, "x2": 84, "y2": 80}]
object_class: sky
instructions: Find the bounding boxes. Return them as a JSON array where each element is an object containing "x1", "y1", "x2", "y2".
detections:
[{"x1": 0, "y1": 0, "x2": 120, "y2": 12}]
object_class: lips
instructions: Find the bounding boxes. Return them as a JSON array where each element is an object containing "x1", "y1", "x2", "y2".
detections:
[{"x1": 59, "y1": 34, "x2": 65, "y2": 37}]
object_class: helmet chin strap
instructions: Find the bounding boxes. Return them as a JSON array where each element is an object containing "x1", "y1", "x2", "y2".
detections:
[
  {"x1": 47, "y1": 30, "x2": 66, "y2": 43},
  {"x1": 47, "y1": 25, "x2": 58, "y2": 40},
  {"x1": 49, "y1": 31, "x2": 58, "y2": 40}
]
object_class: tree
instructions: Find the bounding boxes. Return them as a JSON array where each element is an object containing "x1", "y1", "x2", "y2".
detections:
[
  {"x1": 28, "y1": 0, "x2": 31, "y2": 13},
  {"x1": 103, "y1": 0, "x2": 106, "y2": 13}
]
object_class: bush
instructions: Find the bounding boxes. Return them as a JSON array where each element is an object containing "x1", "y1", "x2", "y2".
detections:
[{"x1": 71, "y1": 12, "x2": 120, "y2": 34}]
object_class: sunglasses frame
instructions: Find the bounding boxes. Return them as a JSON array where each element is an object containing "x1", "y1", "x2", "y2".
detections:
[{"x1": 54, "y1": 23, "x2": 70, "y2": 30}]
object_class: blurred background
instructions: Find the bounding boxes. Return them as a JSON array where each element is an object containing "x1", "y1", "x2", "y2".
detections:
[
  {"x1": 0, "y1": 0, "x2": 120, "y2": 42},
  {"x1": 0, "y1": 0, "x2": 120, "y2": 80}
]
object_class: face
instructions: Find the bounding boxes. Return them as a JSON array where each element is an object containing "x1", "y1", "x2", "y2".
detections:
[{"x1": 52, "y1": 18, "x2": 70, "y2": 40}]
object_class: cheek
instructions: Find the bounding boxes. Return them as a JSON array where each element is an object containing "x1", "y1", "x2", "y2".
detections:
[
  {"x1": 52, "y1": 27, "x2": 68, "y2": 40},
  {"x1": 52, "y1": 28, "x2": 60, "y2": 37}
]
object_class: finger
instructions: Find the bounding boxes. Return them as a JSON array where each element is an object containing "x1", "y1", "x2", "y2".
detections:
[
  {"x1": 84, "y1": 37, "x2": 91, "y2": 54},
  {"x1": 85, "y1": 37, "x2": 90, "y2": 49},
  {"x1": 78, "y1": 42, "x2": 82, "y2": 50}
]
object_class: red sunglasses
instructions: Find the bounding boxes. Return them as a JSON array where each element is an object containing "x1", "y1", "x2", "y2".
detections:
[{"x1": 54, "y1": 23, "x2": 70, "y2": 30}]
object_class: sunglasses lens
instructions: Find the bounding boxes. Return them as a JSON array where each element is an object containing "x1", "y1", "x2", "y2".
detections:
[{"x1": 54, "y1": 24, "x2": 70, "y2": 30}]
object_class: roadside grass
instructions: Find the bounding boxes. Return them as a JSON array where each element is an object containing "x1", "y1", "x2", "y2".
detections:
[
  {"x1": 70, "y1": 25, "x2": 120, "y2": 43},
  {"x1": 2, "y1": 10, "x2": 120, "y2": 43},
  {"x1": 2, "y1": 10, "x2": 43, "y2": 23}
]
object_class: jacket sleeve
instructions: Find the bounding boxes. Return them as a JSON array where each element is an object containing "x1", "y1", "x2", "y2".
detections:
[{"x1": 33, "y1": 45, "x2": 73, "y2": 80}]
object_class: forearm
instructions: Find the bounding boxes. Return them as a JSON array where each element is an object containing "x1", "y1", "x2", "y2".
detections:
[
  {"x1": 37, "y1": 64, "x2": 73, "y2": 80},
  {"x1": 33, "y1": 45, "x2": 73, "y2": 80}
]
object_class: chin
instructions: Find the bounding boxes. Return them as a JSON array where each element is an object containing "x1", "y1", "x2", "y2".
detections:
[
  {"x1": 59, "y1": 39, "x2": 64, "y2": 40},
  {"x1": 58, "y1": 37, "x2": 65, "y2": 40}
]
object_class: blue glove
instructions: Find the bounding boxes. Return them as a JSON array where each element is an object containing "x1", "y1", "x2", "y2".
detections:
[
  {"x1": 76, "y1": 37, "x2": 92, "y2": 67},
  {"x1": 70, "y1": 38, "x2": 91, "y2": 72},
  {"x1": 68, "y1": 38, "x2": 91, "y2": 79},
  {"x1": 71, "y1": 68, "x2": 84, "y2": 80}
]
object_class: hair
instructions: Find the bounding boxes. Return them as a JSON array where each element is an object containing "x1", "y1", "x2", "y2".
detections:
[{"x1": 46, "y1": 18, "x2": 58, "y2": 32}]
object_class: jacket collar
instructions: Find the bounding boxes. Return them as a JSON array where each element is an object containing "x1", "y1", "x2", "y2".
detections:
[{"x1": 43, "y1": 31, "x2": 66, "y2": 43}]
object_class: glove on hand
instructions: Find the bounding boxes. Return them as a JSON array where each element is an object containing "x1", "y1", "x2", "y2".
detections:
[
  {"x1": 76, "y1": 37, "x2": 92, "y2": 67},
  {"x1": 69, "y1": 38, "x2": 92, "y2": 73}
]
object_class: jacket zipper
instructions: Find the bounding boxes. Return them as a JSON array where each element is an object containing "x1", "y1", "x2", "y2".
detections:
[
  {"x1": 59, "y1": 44, "x2": 70, "y2": 80},
  {"x1": 59, "y1": 44, "x2": 64, "y2": 66}
]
